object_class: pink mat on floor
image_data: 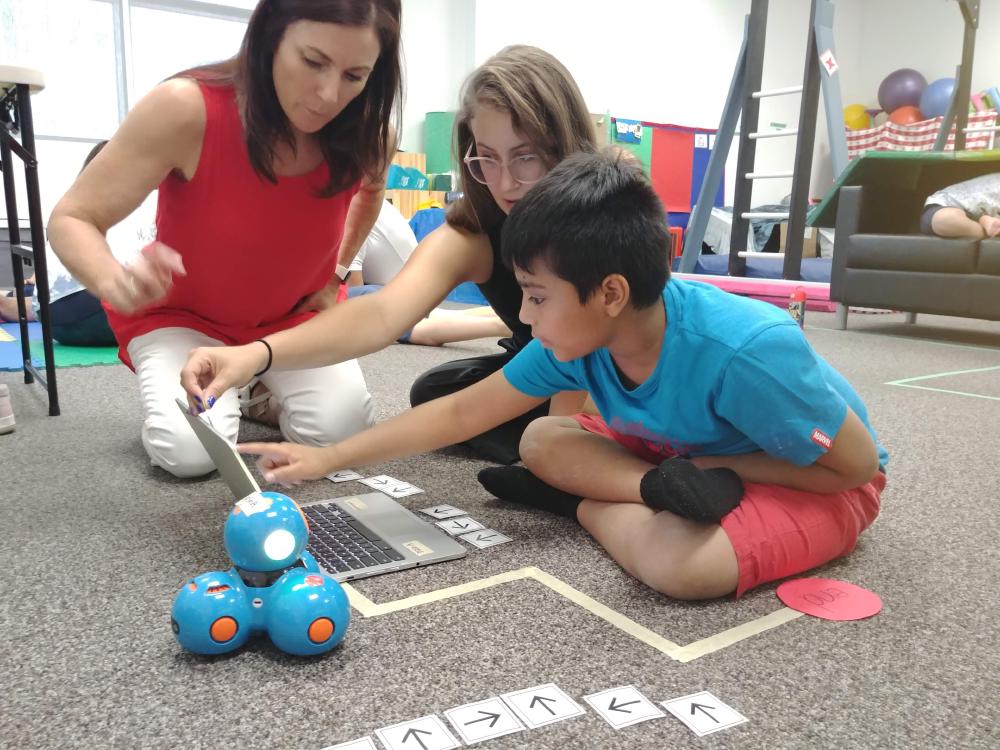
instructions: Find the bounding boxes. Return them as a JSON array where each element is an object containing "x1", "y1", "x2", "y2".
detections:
[{"x1": 673, "y1": 273, "x2": 836, "y2": 312}]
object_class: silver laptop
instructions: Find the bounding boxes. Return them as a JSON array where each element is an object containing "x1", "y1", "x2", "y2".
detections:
[{"x1": 176, "y1": 398, "x2": 466, "y2": 581}]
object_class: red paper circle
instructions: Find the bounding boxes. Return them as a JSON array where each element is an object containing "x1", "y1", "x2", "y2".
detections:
[{"x1": 776, "y1": 578, "x2": 882, "y2": 621}]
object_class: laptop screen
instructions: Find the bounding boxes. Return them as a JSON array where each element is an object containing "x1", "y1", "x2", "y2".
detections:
[{"x1": 175, "y1": 398, "x2": 260, "y2": 500}]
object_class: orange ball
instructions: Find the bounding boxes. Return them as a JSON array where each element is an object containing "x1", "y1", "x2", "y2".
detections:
[{"x1": 888, "y1": 105, "x2": 924, "y2": 125}]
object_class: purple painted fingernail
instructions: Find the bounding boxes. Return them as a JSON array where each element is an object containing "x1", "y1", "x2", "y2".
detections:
[{"x1": 207, "y1": 396, "x2": 216, "y2": 408}]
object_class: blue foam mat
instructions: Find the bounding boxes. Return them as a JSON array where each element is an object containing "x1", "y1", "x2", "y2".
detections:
[
  {"x1": 0, "y1": 322, "x2": 39, "y2": 370},
  {"x1": 1, "y1": 322, "x2": 124, "y2": 371},
  {"x1": 673, "y1": 254, "x2": 833, "y2": 283}
]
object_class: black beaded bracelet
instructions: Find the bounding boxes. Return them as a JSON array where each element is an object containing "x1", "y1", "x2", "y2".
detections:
[{"x1": 253, "y1": 339, "x2": 273, "y2": 377}]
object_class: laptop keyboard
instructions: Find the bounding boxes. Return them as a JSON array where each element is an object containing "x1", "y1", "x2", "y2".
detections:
[{"x1": 303, "y1": 503, "x2": 405, "y2": 574}]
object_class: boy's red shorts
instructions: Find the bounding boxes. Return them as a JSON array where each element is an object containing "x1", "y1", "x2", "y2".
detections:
[{"x1": 573, "y1": 413, "x2": 884, "y2": 597}]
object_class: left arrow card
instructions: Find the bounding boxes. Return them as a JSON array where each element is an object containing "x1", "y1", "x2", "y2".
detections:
[
  {"x1": 444, "y1": 697, "x2": 525, "y2": 745},
  {"x1": 583, "y1": 685, "x2": 665, "y2": 730},
  {"x1": 374, "y1": 715, "x2": 459, "y2": 750},
  {"x1": 418, "y1": 504, "x2": 468, "y2": 520},
  {"x1": 326, "y1": 469, "x2": 363, "y2": 483}
]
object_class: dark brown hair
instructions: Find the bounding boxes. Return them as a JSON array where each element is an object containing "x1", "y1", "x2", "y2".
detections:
[
  {"x1": 503, "y1": 148, "x2": 669, "y2": 308},
  {"x1": 447, "y1": 45, "x2": 598, "y2": 235},
  {"x1": 183, "y1": 0, "x2": 401, "y2": 197}
]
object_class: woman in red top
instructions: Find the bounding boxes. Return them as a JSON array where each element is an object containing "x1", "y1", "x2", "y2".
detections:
[{"x1": 48, "y1": 0, "x2": 402, "y2": 478}]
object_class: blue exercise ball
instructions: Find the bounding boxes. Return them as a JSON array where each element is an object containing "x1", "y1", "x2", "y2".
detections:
[
  {"x1": 878, "y1": 68, "x2": 927, "y2": 113},
  {"x1": 920, "y1": 77, "x2": 955, "y2": 119}
]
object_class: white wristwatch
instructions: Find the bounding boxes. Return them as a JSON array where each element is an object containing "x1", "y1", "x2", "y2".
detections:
[{"x1": 335, "y1": 264, "x2": 352, "y2": 282}]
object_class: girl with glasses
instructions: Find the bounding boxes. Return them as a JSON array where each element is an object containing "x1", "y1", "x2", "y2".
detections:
[{"x1": 182, "y1": 44, "x2": 599, "y2": 465}]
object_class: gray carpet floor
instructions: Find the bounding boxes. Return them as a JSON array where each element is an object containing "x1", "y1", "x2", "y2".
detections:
[{"x1": 1, "y1": 309, "x2": 998, "y2": 750}]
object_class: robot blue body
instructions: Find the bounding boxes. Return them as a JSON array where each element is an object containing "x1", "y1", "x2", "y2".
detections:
[{"x1": 172, "y1": 491, "x2": 350, "y2": 656}]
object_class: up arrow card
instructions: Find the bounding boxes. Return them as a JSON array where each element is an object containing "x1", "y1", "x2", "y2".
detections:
[
  {"x1": 501, "y1": 683, "x2": 585, "y2": 728},
  {"x1": 583, "y1": 686, "x2": 665, "y2": 729},
  {"x1": 661, "y1": 691, "x2": 748, "y2": 737},
  {"x1": 444, "y1": 697, "x2": 524, "y2": 744},
  {"x1": 374, "y1": 715, "x2": 459, "y2": 750}
]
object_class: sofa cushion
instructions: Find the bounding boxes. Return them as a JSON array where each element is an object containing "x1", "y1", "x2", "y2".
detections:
[
  {"x1": 977, "y1": 240, "x2": 1000, "y2": 275},
  {"x1": 845, "y1": 234, "x2": 978, "y2": 273},
  {"x1": 971, "y1": 276, "x2": 1000, "y2": 318},
  {"x1": 839, "y1": 269, "x2": 983, "y2": 315}
]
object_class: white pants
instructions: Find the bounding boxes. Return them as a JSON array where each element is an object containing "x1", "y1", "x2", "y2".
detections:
[
  {"x1": 127, "y1": 327, "x2": 375, "y2": 478},
  {"x1": 347, "y1": 199, "x2": 417, "y2": 285}
]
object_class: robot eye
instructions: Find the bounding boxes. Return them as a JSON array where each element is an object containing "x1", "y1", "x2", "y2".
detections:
[
  {"x1": 206, "y1": 584, "x2": 231, "y2": 595},
  {"x1": 263, "y1": 529, "x2": 296, "y2": 560}
]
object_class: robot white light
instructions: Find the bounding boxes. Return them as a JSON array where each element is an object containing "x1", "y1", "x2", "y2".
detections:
[{"x1": 263, "y1": 529, "x2": 296, "y2": 561}]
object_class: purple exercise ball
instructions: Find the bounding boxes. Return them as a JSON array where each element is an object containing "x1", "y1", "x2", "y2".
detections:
[{"x1": 878, "y1": 68, "x2": 928, "y2": 113}]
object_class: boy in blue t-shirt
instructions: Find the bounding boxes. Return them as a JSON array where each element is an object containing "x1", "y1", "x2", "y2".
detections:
[{"x1": 242, "y1": 150, "x2": 887, "y2": 601}]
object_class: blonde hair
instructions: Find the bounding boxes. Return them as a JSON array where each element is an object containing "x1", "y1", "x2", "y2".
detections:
[{"x1": 447, "y1": 45, "x2": 598, "y2": 234}]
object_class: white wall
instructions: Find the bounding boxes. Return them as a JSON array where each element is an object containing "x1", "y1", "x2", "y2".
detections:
[
  {"x1": 398, "y1": 0, "x2": 475, "y2": 152},
  {"x1": 857, "y1": 0, "x2": 999, "y2": 101},
  {"x1": 470, "y1": 0, "x2": 865, "y2": 204},
  {"x1": 7, "y1": 0, "x2": 980, "y2": 226}
]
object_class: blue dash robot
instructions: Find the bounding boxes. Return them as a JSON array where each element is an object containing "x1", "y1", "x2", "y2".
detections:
[{"x1": 171, "y1": 492, "x2": 350, "y2": 656}]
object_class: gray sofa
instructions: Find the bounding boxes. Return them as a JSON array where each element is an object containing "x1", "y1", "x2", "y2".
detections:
[
  {"x1": 809, "y1": 147, "x2": 1000, "y2": 330},
  {"x1": 831, "y1": 184, "x2": 1000, "y2": 328}
]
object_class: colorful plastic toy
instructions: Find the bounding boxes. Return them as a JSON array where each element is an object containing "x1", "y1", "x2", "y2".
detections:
[{"x1": 171, "y1": 491, "x2": 350, "y2": 656}]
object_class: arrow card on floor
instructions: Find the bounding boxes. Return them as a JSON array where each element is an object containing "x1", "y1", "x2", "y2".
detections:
[
  {"x1": 374, "y1": 715, "x2": 459, "y2": 750},
  {"x1": 459, "y1": 529, "x2": 512, "y2": 549},
  {"x1": 319, "y1": 738, "x2": 377, "y2": 750},
  {"x1": 418, "y1": 504, "x2": 467, "y2": 520},
  {"x1": 583, "y1": 685, "x2": 665, "y2": 729},
  {"x1": 326, "y1": 469, "x2": 363, "y2": 483},
  {"x1": 444, "y1": 697, "x2": 524, "y2": 744},
  {"x1": 435, "y1": 517, "x2": 485, "y2": 536},
  {"x1": 360, "y1": 475, "x2": 424, "y2": 498},
  {"x1": 661, "y1": 690, "x2": 748, "y2": 736},
  {"x1": 501, "y1": 683, "x2": 585, "y2": 728}
]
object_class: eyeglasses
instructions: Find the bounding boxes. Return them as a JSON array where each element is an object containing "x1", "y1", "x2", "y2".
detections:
[{"x1": 463, "y1": 143, "x2": 546, "y2": 186}]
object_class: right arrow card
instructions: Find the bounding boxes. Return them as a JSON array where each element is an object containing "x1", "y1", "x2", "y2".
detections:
[
  {"x1": 661, "y1": 690, "x2": 748, "y2": 737},
  {"x1": 444, "y1": 697, "x2": 524, "y2": 745},
  {"x1": 583, "y1": 685, "x2": 665, "y2": 730}
]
